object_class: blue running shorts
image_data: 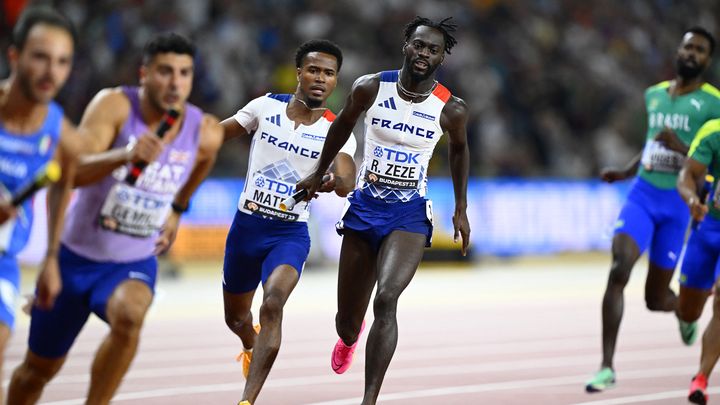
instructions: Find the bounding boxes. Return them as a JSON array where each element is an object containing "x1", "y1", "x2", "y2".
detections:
[
  {"x1": 614, "y1": 177, "x2": 689, "y2": 269},
  {"x1": 223, "y1": 211, "x2": 310, "y2": 294},
  {"x1": 336, "y1": 189, "x2": 433, "y2": 252},
  {"x1": 679, "y1": 216, "x2": 720, "y2": 290},
  {"x1": 28, "y1": 244, "x2": 157, "y2": 358}
]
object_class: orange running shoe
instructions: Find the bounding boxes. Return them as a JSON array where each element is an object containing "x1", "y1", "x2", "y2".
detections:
[
  {"x1": 331, "y1": 320, "x2": 365, "y2": 374},
  {"x1": 236, "y1": 324, "x2": 261, "y2": 378},
  {"x1": 689, "y1": 373, "x2": 708, "y2": 405}
]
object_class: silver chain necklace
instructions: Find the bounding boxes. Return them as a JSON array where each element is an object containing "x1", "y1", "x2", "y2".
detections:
[
  {"x1": 397, "y1": 78, "x2": 437, "y2": 99},
  {"x1": 295, "y1": 97, "x2": 327, "y2": 111}
]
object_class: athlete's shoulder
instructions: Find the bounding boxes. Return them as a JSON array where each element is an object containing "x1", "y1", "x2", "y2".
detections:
[
  {"x1": 266, "y1": 93, "x2": 293, "y2": 103},
  {"x1": 353, "y1": 72, "x2": 382, "y2": 89},
  {"x1": 697, "y1": 118, "x2": 720, "y2": 139},
  {"x1": 700, "y1": 82, "x2": 720, "y2": 100},
  {"x1": 645, "y1": 80, "x2": 671, "y2": 95},
  {"x1": 84, "y1": 86, "x2": 132, "y2": 123},
  {"x1": 443, "y1": 95, "x2": 468, "y2": 116}
]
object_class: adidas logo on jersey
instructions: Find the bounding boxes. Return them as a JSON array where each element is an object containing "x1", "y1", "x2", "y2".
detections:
[
  {"x1": 265, "y1": 114, "x2": 281, "y2": 127},
  {"x1": 377, "y1": 97, "x2": 397, "y2": 110}
]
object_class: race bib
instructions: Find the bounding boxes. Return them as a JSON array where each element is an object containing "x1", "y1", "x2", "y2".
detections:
[
  {"x1": 641, "y1": 140, "x2": 685, "y2": 173},
  {"x1": 242, "y1": 172, "x2": 301, "y2": 221},
  {"x1": 365, "y1": 146, "x2": 422, "y2": 190},
  {"x1": 99, "y1": 183, "x2": 172, "y2": 238}
]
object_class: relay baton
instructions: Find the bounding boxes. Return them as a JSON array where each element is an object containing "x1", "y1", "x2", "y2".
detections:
[
  {"x1": 124, "y1": 109, "x2": 180, "y2": 185},
  {"x1": 280, "y1": 174, "x2": 332, "y2": 211},
  {"x1": 10, "y1": 160, "x2": 62, "y2": 206},
  {"x1": 692, "y1": 174, "x2": 715, "y2": 230}
]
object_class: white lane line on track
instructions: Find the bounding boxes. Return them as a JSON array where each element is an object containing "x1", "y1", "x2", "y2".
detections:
[
  {"x1": 39, "y1": 364, "x2": 697, "y2": 404},
  {"x1": 569, "y1": 387, "x2": 720, "y2": 404},
  {"x1": 303, "y1": 366, "x2": 699, "y2": 405},
  {"x1": 19, "y1": 345, "x2": 695, "y2": 387}
]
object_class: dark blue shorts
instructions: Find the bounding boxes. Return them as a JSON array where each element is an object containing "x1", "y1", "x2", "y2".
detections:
[
  {"x1": 223, "y1": 211, "x2": 310, "y2": 294},
  {"x1": 614, "y1": 178, "x2": 689, "y2": 269},
  {"x1": 679, "y1": 216, "x2": 720, "y2": 290},
  {"x1": 28, "y1": 244, "x2": 157, "y2": 358},
  {"x1": 336, "y1": 189, "x2": 433, "y2": 252},
  {"x1": 0, "y1": 255, "x2": 20, "y2": 330}
]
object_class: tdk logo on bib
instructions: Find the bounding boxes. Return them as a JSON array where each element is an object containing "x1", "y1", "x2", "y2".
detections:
[
  {"x1": 370, "y1": 118, "x2": 435, "y2": 139},
  {"x1": 377, "y1": 146, "x2": 419, "y2": 163},
  {"x1": 255, "y1": 175, "x2": 294, "y2": 196}
]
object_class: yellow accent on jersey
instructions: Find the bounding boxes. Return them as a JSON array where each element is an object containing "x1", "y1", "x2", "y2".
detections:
[
  {"x1": 648, "y1": 81, "x2": 671, "y2": 91},
  {"x1": 689, "y1": 118, "x2": 720, "y2": 156},
  {"x1": 701, "y1": 83, "x2": 720, "y2": 99}
]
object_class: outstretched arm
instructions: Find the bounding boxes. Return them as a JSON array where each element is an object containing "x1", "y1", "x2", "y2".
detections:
[
  {"x1": 155, "y1": 114, "x2": 224, "y2": 255},
  {"x1": 296, "y1": 74, "x2": 379, "y2": 199},
  {"x1": 677, "y1": 158, "x2": 709, "y2": 223},
  {"x1": 600, "y1": 152, "x2": 641, "y2": 183},
  {"x1": 441, "y1": 96, "x2": 470, "y2": 256}
]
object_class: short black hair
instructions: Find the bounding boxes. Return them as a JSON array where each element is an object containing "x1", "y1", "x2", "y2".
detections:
[
  {"x1": 142, "y1": 32, "x2": 196, "y2": 65},
  {"x1": 295, "y1": 39, "x2": 343, "y2": 72},
  {"x1": 404, "y1": 16, "x2": 458, "y2": 55},
  {"x1": 685, "y1": 26, "x2": 716, "y2": 55},
  {"x1": 12, "y1": 6, "x2": 77, "y2": 50}
]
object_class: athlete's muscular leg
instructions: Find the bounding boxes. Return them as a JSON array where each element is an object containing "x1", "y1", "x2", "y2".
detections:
[
  {"x1": 224, "y1": 289, "x2": 258, "y2": 350},
  {"x1": 336, "y1": 230, "x2": 378, "y2": 346},
  {"x1": 699, "y1": 281, "x2": 720, "y2": 377},
  {"x1": 242, "y1": 265, "x2": 298, "y2": 404},
  {"x1": 644, "y1": 262, "x2": 677, "y2": 311},
  {"x1": 8, "y1": 350, "x2": 67, "y2": 404},
  {"x1": 601, "y1": 233, "x2": 641, "y2": 369},
  {"x1": 677, "y1": 286, "x2": 711, "y2": 322},
  {"x1": 0, "y1": 323, "x2": 10, "y2": 404},
  {"x1": 87, "y1": 280, "x2": 153, "y2": 404},
  {"x1": 362, "y1": 231, "x2": 426, "y2": 405}
]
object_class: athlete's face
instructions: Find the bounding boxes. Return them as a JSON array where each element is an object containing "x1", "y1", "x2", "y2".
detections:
[
  {"x1": 140, "y1": 53, "x2": 194, "y2": 111},
  {"x1": 676, "y1": 33, "x2": 712, "y2": 80},
  {"x1": 403, "y1": 26, "x2": 445, "y2": 81},
  {"x1": 296, "y1": 51, "x2": 338, "y2": 108},
  {"x1": 10, "y1": 24, "x2": 74, "y2": 104}
]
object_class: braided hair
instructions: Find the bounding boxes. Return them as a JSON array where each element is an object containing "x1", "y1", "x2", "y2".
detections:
[{"x1": 403, "y1": 16, "x2": 458, "y2": 54}]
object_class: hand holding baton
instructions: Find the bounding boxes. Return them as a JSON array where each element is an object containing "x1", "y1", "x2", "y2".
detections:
[
  {"x1": 692, "y1": 174, "x2": 714, "y2": 230},
  {"x1": 11, "y1": 161, "x2": 62, "y2": 206},
  {"x1": 124, "y1": 109, "x2": 180, "y2": 185},
  {"x1": 280, "y1": 174, "x2": 331, "y2": 211}
]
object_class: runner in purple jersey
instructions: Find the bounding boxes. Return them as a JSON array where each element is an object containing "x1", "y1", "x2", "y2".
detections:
[{"x1": 8, "y1": 33, "x2": 223, "y2": 405}]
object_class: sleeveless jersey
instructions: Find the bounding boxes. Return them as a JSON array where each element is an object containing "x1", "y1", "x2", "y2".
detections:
[
  {"x1": 639, "y1": 81, "x2": 720, "y2": 189},
  {"x1": 358, "y1": 70, "x2": 451, "y2": 202},
  {"x1": 62, "y1": 86, "x2": 202, "y2": 262},
  {"x1": 688, "y1": 119, "x2": 720, "y2": 220},
  {"x1": 233, "y1": 93, "x2": 356, "y2": 222},
  {"x1": 0, "y1": 102, "x2": 61, "y2": 256}
]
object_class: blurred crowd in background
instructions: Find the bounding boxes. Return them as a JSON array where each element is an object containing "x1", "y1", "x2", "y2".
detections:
[{"x1": 1, "y1": 0, "x2": 719, "y2": 179}]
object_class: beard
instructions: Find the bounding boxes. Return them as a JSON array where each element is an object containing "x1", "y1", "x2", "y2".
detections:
[
  {"x1": 404, "y1": 54, "x2": 439, "y2": 82},
  {"x1": 303, "y1": 95, "x2": 323, "y2": 108},
  {"x1": 676, "y1": 58, "x2": 705, "y2": 80}
]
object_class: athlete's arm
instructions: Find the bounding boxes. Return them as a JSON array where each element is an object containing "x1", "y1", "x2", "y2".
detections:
[
  {"x1": 220, "y1": 118, "x2": 249, "y2": 142},
  {"x1": 600, "y1": 152, "x2": 641, "y2": 183},
  {"x1": 327, "y1": 152, "x2": 356, "y2": 197},
  {"x1": 155, "y1": 114, "x2": 223, "y2": 255},
  {"x1": 441, "y1": 96, "x2": 471, "y2": 256},
  {"x1": 678, "y1": 157, "x2": 709, "y2": 222},
  {"x1": 36, "y1": 118, "x2": 81, "y2": 310},
  {"x1": 655, "y1": 126, "x2": 689, "y2": 155},
  {"x1": 297, "y1": 74, "x2": 380, "y2": 198},
  {"x1": 74, "y1": 88, "x2": 164, "y2": 187}
]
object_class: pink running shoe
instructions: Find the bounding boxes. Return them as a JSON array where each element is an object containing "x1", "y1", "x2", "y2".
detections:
[
  {"x1": 331, "y1": 320, "x2": 366, "y2": 374},
  {"x1": 689, "y1": 373, "x2": 708, "y2": 405}
]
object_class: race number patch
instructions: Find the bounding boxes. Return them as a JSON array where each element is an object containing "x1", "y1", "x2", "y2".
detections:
[
  {"x1": 365, "y1": 146, "x2": 422, "y2": 190},
  {"x1": 243, "y1": 172, "x2": 300, "y2": 221},
  {"x1": 641, "y1": 140, "x2": 685, "y2": 173},
  {"x1": 99, "y1": 183, "x2": 172, "y2": 237}
]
